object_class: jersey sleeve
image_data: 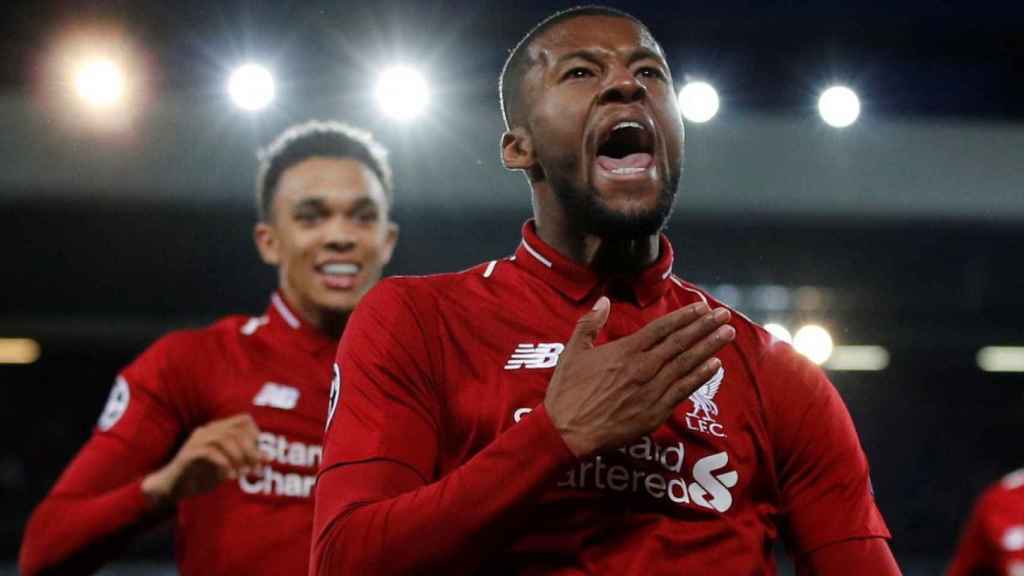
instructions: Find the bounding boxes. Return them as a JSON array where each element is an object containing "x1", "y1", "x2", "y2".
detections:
[
  {"x1": 311, "y1": 279, "x2": 577, "y2": 575},
  {"x1": 795, "y1": 537, "x2": 901, "y2": 575},
  {"x1": 947, "y1": 486, "x2": 999, "y2": 576},
  {"x1": 19, "y1": 331, "x2": 202, "y2": 576},
  {"x1": 759, "y1": 338, "x2": 891, "y2": 556}
]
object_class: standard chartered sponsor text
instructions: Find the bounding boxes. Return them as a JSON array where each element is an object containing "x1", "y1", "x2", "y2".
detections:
[
  {"x1": 514, "y1": 407, "x2": 738, "y2": 513},
  {"x1": 239, "y1": 432, "x2": 321, "y2": 498}
]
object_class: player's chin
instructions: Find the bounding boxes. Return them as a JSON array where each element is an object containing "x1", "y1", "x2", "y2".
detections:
[
  {"x1": 591, "y1": 161, "x2": 661, "y2": 200},
  {"x1": 592, "y1": 177, "x2": 664, "y2": 215},
  {"x1": 310, "y1": 284, "x2": 365, "y2": 315}
]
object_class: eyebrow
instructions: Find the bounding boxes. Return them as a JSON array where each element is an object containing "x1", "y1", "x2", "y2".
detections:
[
  {"x1": 552, "y1": 49, "x2": 608, "y2": 68},
  {"x1": 291, "y1": 195, "x2": 382, "y2": 213},
  {"x1": 292, "y1": 197, "x2": 328, "y2": 211},
  {"x1": 627, "y1": 46, "x2": 666, "y2": 67},
  {"x1": 349, "y1": 197, "x2": 381, "y2": 212},
  {"x1": 551, "y1": 46, "x2": 667, "y2": 69}
]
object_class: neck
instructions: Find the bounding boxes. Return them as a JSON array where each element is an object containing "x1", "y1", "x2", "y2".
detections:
[
  {"x1": 534, "y1": 196, "x2": 661, "y2": 276},
  {"x1": 317, "y1": 313, "x2": 348, "y2": 341},
  {"x1": 277, "y1": 289, "x2": 348, "y2": 341}
]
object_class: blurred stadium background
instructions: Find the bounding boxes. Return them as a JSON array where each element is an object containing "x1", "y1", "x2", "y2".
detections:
[{"x1": 1, "y1": 0, "x2": 1022, "y2": 574}]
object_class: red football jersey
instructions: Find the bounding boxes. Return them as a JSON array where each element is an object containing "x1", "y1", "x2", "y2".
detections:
[
  {"x1": 949, "y1": 470, "x2": 1024, "y2": 576},
  {"x1": 20, "y1": 293, "x2": 335, "y2": 576},
  {"x1": 312, "y1": 221, "x2": 890, "y2": 575}
]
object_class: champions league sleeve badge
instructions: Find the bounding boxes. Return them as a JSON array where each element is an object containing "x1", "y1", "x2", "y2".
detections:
[
  {"x1": 97, "y1": 375, "x2": 131, "y2": 431},
  {"x1": 325, "y1": 363, "x2": 341, "y2": 431}
]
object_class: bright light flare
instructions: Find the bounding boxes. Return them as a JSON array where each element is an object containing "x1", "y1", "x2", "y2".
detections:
[
  {"x1": 227, "y1": 64, "x2": 275, "y2": 111},
  {"x1": 375, "y1": 66, "x2": 429, "y2": 120},
  {"x1": 818, "y1": 85, "x2": 860, "y2": 128},
  {"x1": 764, "y1": 323, "x2": 793, "y2": 344},
  {"x1": 793, "y1": 324, "x2": 834, "y2": 365},
  {"x1": 0, "y1": 338, "x2": 41, "y2": 365},
  {"x1": 678, "y1": 81, "x2": 719, "y2": 123},
  {"x1": 74, "y1": 59, "x2": 125, "y2": 108}
]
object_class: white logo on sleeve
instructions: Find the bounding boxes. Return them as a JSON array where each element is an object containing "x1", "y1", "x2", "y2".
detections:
[
  {"x1": 325, "y1": 363, "x2": 341, "y2": 430},
  {"x1": 1003, "y1": 526, "x2": 1024, "y2": 551},
  {"x1": 253, "y1": 382, "x2": 300, "y2": 410},
  {"x1": 98, "y1": 375, "x2": 131, "y2": 431},
  {"x1": 504, "y1": 343, "x2": 565, "y2": 370}
]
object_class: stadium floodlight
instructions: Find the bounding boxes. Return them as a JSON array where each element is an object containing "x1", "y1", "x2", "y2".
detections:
[
  {"x1": 0, "y1": 338, "x2": 41, "y2": 365},
  {"x1": 677, "y1": 81, "x2": 719, "y2": 123},
  {"x1": 977, "y1": 346, "x2": 1024, "y2": 373},
  {"x1": 227, "y1": 63, "x2": 275, "y2": 111},
  {"x1": 825, "y1": 345, "x2": 890, "y2": 371},
  {"x1": 793, "y1": 324, "x2": 834, "y2": 365},
  {"x1": 74, "y1": 58, "x2": 125, "y2": 108},
  {"x1": 818, "y1": 85, "x2": 860, "y2": 128},
  {"x1": 375, "y1": 66, "x2": 429, "y2": 120},
  {"x1": 763, "y1": 323, "x2": 793, "y2": 345}
]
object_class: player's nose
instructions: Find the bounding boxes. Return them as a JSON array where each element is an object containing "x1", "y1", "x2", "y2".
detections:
[
  {"x1": 322, "y1": 217, "x2": 358, "y2": 252},
  {"x1": 598, "y1": 66, "x2": 646, "y2": 105}
]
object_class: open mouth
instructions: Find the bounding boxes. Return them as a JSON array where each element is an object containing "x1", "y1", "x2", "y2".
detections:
[
  {"x1": 595, "y1": 121, "x2": 655, "y2": 176},
  {"x1": 316, "y1": 262, "x2": 361, "y2": 289}
]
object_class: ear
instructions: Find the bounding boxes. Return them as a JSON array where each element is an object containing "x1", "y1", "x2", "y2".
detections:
[
  {"x1": 253, "y1": 221, "x2": 281, "y2": 266},
  {"x1": 500, "y1": 127, "x2": 536, "y2": 171},
  {"x1": 380, "y1": 221, "x2": 399, "y2": 266}
]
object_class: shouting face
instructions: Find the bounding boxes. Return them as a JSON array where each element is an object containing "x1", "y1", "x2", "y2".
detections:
[{"x1": 505, "y1": 14, "x2": 685, "y2": 238}]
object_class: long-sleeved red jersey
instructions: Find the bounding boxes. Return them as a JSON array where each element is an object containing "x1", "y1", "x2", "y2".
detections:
[
  {"x1": 948, "y1": 469, "x2": 1024, "y2": 576},
  {"x1": 20, "y1": 293, "x2": 336, "y2": 576},
  {"x1": 311, "y1": 221, "x2": 891, "y2": 575}
]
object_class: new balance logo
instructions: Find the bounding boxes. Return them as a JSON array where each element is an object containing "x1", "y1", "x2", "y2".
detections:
[
  {"x1": 504, "y1": 343, "x2": 565, "y2": 370},
  {"x1": 253, "y1": 382, "x2": 300, "y2": 410}
]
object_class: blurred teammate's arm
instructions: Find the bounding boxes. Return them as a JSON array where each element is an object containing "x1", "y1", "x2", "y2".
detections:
[
  {"x1": 946, "y1": 489, "x2": 996, "y2": 576},
  {"x1": 19, "y1": 333, "x2": 259, "y2": 576},
  {"x1": 20, "y1": 432, "x2": 177, "y2": 576}
]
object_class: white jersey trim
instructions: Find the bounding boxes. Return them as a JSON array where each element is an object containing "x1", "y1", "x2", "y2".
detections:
[
  {"x1": 672, "y1": 276, "x2": 709, "y2": 305},
  {"x1": 661, "y1": 254, "x2": 674, "y2": 280},
  {"x1": 271, "y1": 293, "x2": 302, "y2": 330},
  {"x1": 483, "y1": 260, "x2": 498, "y2": 278},
  {"x1": 521, "y1": 239, "x2": 553, "y2": 268}
]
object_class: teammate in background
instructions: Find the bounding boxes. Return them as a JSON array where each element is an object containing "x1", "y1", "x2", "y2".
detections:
[
  {"x1": 311, "y1": 6, "x2": 899, "y2": 575},
  {"x1": 948, "y1": 469, "x2": 1024, "y2": 576},
  {"x1": 20, "y1": 120, "x2": 398, "y2": 576}
]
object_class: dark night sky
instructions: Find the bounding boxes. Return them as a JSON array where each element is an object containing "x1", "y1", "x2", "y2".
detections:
[{"x1": 2, "y1": 0, "x2": 1022, "y2": 119}]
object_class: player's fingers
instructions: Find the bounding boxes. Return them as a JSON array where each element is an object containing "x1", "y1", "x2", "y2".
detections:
[
  {"x1": 234, "y1": 429, "x2": 264, "y2": 467},
  {"x1": 652, "y1": 357, "x2": 724, "y2": 417},
  {"x1": 567, "y1": 296, "x2": 611, "y2": 352},
  {"x1": 192, "y1": 446, "x2": 236, "y2": 481},
  {"x1": 207, "y1": 413, "x2": 257, "y2": 432},
  {"x1": 624, "y1": 302, "x2": 710, "y2": 352},
  {"x1": 206, "y1": 435, "x2": 251, "y2": 476},
  {"x1": 645, "y1": 307, "x2": 730, "y2": 367},
  {"x1": 651, "y1": 323, "x2": 734, "y2": 397}
]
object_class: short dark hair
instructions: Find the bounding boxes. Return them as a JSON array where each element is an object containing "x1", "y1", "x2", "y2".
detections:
[
  {"x1": 255, "y1": 120, "x2": 393, "y2": 221},
  {"x1": 499, "y1": 6, "x2": 648, "y2": 129}
]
